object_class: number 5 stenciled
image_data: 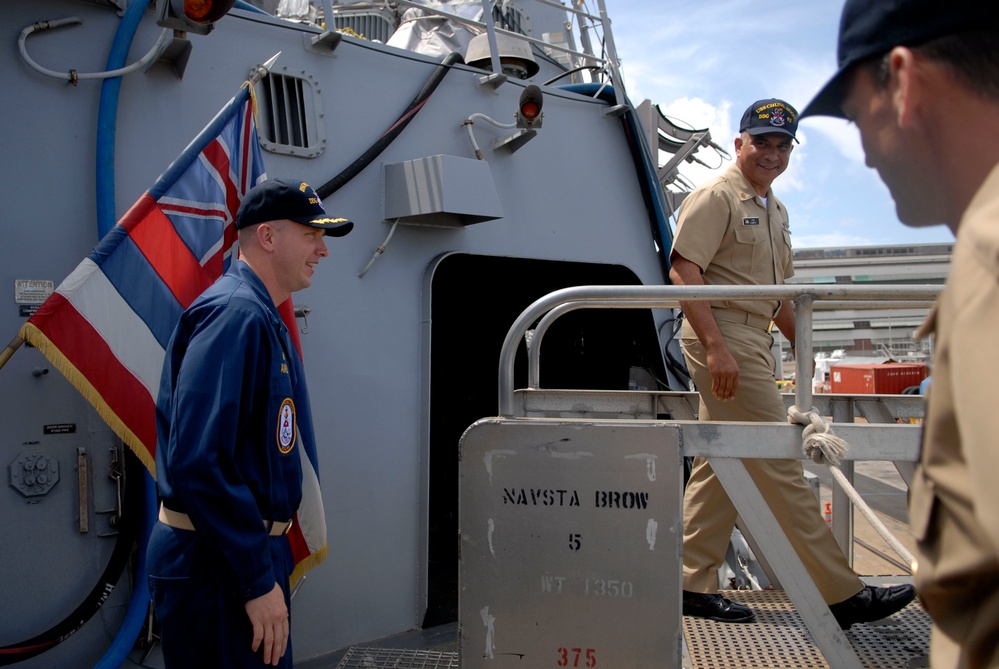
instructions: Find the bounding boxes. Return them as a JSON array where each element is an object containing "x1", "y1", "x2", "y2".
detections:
[{"x1": 568, "y1": 533, "x2": 581, "y2": 551}]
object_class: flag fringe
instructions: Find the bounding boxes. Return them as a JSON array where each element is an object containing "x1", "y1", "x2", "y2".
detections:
[
  {"x1": 18, "y1": 322, "x2": 156, "y2": 474},
  {"x1": 290, "y1": 542, "x2": 328, "y2": 587}
]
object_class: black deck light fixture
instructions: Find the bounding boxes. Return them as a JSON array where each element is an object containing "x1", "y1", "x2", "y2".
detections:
[{"x1": 491, "y1": 85, "x2": 543, "y2": 153}]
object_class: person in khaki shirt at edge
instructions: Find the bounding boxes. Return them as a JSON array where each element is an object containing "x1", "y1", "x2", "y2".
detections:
[
  {"x1": 801, "y1": 0, "x2": 999, "y2": 666},
  {"x1": 669, "y1": 98, "x2": 916, "y2": 628}
]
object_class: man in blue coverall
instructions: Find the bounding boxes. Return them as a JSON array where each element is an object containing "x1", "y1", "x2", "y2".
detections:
[{"x1": 147, "y1": 179, "x2": 352, "y2": 668}]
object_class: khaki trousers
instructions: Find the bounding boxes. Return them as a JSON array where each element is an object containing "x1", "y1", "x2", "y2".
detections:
[{"x1": 680, "y1": 320, "x2": 863, "y2": 604}]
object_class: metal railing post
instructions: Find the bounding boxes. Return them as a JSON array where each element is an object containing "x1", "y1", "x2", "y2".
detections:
[
  {"x1": 793, "y1": 294, "x2": 814, "y2": 411},
  {"x1": 478, "y1": 0, "x2": 505, "y2": 88},
  {"x1": 594, "y1": 0, "x2": 627, "y2": 109}
]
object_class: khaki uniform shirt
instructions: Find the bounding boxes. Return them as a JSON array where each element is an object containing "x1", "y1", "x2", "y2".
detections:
[
  {"x1": 910, "y1": 162, "x2": 999, "y2": 668},
  {"x1": 671, "y1": 164, "x2": 794, "y2": 322}
]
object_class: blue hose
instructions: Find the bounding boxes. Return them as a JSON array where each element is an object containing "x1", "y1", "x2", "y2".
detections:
[
  {"x1": 560, "y1": 83, "x2": 674, "y2": 278},
  {"x1": 93, "y1": 1, "x2": 156, "y2": 666},
  {"x1": 92, "y1": 472, "x2": 155, "y2": 669},
  {"x1": 95, "y1": 0, "x2": 151, "y2": 237},
  {"x1": 234, "y1": 0, "x2": 271, "y2": 15}
]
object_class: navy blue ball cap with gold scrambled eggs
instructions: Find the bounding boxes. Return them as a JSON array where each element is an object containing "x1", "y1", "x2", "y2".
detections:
[
  {"x1": 236, "y1": 178, "x2": 353, "y2": 237},
  {"x1": 739, "y1": 98, "x2": 799, "y2": 142},
  {"x1": 800, "y1": 0, "x2": 986, "y2": 119}
]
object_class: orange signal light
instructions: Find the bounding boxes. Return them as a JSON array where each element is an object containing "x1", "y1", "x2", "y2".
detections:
[
  {"x1": 182, "y1": 0, "x2": 236, "y2": 23},
  {"x1": 515, "y1": 85, "x2": 544, "y2": 129},
  {"x1": 157, "y1": 0, "x2": 236, "y2": 34},
  {"x1": 520, "y1": 100, "x2": 540, "y2": 121}
]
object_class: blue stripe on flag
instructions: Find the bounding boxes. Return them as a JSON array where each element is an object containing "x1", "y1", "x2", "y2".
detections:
[{"x1": 101, "y1": 235, "x2": 184, "y2": 348}]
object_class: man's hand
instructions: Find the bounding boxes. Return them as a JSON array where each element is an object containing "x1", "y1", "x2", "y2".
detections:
[
  {"x1": 670, "y1": 254, "x2": 740, "y2": 402},
  {"x1": 245, "y1": 583, "x2": 289, "y2": 666},
  {"x1": 706, "y1": 343, "x2": 740, "y2": 401}
]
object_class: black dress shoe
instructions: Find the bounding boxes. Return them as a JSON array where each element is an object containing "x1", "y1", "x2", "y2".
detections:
[
  {"x1": 829, "y1": 584, "x2": 917, "y2": 630},
  {"x1": 682, "y1": 591, "x2": 755, "y2": 623}
]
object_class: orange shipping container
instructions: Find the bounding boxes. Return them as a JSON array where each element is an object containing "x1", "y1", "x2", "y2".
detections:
[{"x1": 829, "y1": 362, "x2": 929, "y2": 395}]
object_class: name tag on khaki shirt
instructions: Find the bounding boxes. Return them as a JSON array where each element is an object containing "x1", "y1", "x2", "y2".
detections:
[{"x1": 742, "y1": 217, "x2": 760, "y2": 226}]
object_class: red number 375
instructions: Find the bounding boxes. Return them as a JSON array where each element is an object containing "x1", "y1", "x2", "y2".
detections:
[{"x1": 556, "y1": 647, "x2": 596, "y2": 667}]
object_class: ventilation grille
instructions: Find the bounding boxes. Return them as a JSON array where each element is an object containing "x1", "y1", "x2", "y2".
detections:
[
  {"x1": 492, "y1": 3, "x2": 529, "y2": 36},
  {"x1": 256, "y1": 69, "x2": 326, "y2": 158},
  {"x1": 331, "y1": 10, "x2": 396, "y2": 42}
]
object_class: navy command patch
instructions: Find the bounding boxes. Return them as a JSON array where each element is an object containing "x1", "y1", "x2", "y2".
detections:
[{"x1": 277, "y1": 398, "x2": 297, "y2": 454}]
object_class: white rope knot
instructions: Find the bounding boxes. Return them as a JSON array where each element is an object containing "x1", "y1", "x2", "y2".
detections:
[
  {"x1": 787, "y1": 405, "x2": 848, "y2": 466},
  {"x1": 786, "y1": 404, "x2": 916, "y2": 570}
]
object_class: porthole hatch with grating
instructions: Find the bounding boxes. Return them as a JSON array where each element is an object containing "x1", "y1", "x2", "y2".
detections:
[{"x1": 255, "y1": 67, "x2": 327, "y2": 159}]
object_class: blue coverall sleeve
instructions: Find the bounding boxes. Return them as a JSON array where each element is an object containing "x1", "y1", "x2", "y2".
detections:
[{"x1": 162, "y1": 303, "x2": 278, "y2": 602}]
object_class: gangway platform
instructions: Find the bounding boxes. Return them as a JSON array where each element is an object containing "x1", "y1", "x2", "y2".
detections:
[
  {"x1": 321, "y1": 390, "x2": 928, "y2": 669},
  {"x1": 327, "y1": 587, "x2": 929, "y2": 669},
  {"x1": 683, "y1": 589, "x2": 929, "y2": 669}
]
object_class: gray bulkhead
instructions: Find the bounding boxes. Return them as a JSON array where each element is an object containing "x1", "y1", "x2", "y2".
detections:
[{"x1": 0, "y1": 1, "x2": 673, "y2": 665}]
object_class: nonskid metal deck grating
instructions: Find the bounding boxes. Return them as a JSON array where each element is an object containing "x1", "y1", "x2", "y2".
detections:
[
  {"x1": 334, "y1": 588, "x2": 928, "y2": 668},
  {"x1": 683, "y1": 589, "x2": 930, "y2": 669},
  {"x1": 335, "y1": 647, "x2": 459, "y2": 669}
]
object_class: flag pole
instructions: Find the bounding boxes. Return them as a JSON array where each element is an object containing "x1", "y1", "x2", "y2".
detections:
[
  {"x1": 0, "y1": 334, "x2": 25, "y2": 373},
  {"x1": 250, "y1": 52, "x2": 281, "y2": 85}
]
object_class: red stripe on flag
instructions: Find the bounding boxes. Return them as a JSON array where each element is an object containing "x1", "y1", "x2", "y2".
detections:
[
  {"x1": 204, "y1": 218, "x2": 238, "y2": 279},
  {"x1": 30, "y1": 294, "x2": 158, "y2": 459},
  {"x1": 200, "y1": 139, "x2": 240, "y2": 279},
  {"x1": 287, "y1": 520, "x2": 311, "y2": 565},
  {"x1": 278, "y1": 299, "x2": 303, "y2": 358},
  {"x1": 125, "y1": 194, "x2": 214, "y2": 308}
]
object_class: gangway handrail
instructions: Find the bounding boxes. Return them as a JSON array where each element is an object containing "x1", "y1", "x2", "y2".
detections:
[
  {"x1": 497, "y1": 284, "x2": 940, "y2": 668},
  {"x1": 526, "y1": 299, "x2": 937, "y2": 388},
  {"x1": 498, "y1": 284, "x2": 941, "y2": 416}
]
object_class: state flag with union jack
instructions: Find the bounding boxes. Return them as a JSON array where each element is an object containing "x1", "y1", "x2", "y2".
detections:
[{"x1": 19, "y1": 81, "x2": 328, "y2": 582}]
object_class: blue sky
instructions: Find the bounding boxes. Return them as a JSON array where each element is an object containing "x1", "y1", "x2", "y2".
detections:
[{"x1": 608, "y1": 0, "x2": 956, "y2": 250}]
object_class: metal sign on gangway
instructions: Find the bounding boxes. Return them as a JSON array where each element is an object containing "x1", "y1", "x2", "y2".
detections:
[{"x1": 459, "y1": 418, "x2": 684, "y2": 668}]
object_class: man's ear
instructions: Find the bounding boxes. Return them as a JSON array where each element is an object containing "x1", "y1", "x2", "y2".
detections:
[
  {"x1": 254, "y1": 222, "x2": 276, "y2": 250},
  {"x1": 889, "y1": 46, "x2": 921, "y2": 130}
]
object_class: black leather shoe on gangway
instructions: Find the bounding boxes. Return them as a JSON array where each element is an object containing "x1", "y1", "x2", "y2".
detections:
[
  {"x1": 829, "y1": 584, "x2": 917, "y2": 630},
  {"x1": 682, "y1": 591, "x2": 756, "y2": 623}
]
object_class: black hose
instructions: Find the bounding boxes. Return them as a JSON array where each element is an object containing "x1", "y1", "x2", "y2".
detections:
[
  {"x1": 543, "y1": 65, "x2": 604, "y2": 86},
  {"x1": 316, "y1": 52, "x2": 464, "y2": 199},
  {"x1": 658, "y1": 314, "x2": 692, "y2": 389},
  {"x1": 0, "y1": 450, "x2": 143, "y2": 665}
]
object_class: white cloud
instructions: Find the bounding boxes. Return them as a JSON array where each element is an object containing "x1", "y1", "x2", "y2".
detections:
[
  {"x1": 658, "y1": 97, "x2": 732, "y2": 139},
  {"x1": 799, "y1": 116, "x2": 867, "y2": 164},
  {"x1": 606, "y1": 0, "x2": 954, "y2": 247}
]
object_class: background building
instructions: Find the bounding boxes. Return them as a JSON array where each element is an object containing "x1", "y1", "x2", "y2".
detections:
[{"x1": 786, "y1": 242, "x2": 951, "y2": 359}]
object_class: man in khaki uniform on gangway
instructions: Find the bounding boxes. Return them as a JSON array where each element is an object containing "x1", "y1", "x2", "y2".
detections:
[{"x1": 670, "y1": 98, "x2": 915, "y2": 628}]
